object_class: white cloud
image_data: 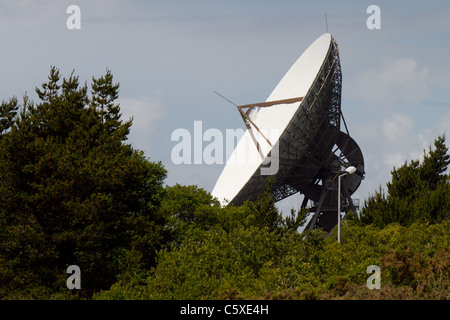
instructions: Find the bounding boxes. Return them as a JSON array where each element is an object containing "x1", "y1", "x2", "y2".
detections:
[
  {"x1": 380, "y1": 111, "x2": 450, "y2": 170},
  {"x1": 438, "y1": 111, "x2": 450, "y2": 136},
  {"x1": 118, "y1": 96, "x2": 164, "y2": 152},
  {"x1": 120, "y1": 97, "x2": 163, "y2": 129},
  {"x1": 366, "y1": 113, "x2": 426, "y2": 171},
  {"x1": 348, "y1": 58, "x2": 430, "y2": 107},
  {"x1": 351, "y1": 109, "x2": 449, "y2": 203},
  {"x1": 382, "y1": 113, "x2": 414, "y2": 146}
]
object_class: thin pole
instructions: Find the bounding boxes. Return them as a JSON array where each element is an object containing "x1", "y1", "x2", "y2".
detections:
[
  {"x1": 213, "y1": 91, "x2": 238, "y2": 107},
  {"x1": 325, "y1": 12, "x2": 329, "y2": 33},
  {"x1": 337, "y1": 167, "x2": 357, "y2": 243},
  {"x1": 338, "y1": 174, "x2": 341, "y2": 243}
]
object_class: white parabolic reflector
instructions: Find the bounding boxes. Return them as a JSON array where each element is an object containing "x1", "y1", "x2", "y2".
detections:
[{"x1": 212, "y1": 33, "x2": 335, "y2": 205}]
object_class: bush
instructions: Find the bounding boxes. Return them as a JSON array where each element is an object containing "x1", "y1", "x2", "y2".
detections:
[{"x1": 96, "y1": 219, "x2": 449, "y2": 300}]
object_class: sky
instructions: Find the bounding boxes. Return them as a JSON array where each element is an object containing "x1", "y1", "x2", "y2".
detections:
[{"x1": 1, "y1": 0, "x2": 449, "y2": 216}]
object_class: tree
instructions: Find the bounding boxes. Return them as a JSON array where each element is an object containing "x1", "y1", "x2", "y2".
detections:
[
  {"x1": 420, "y1": 135, "x2": 450, "y2": 190},
  {"x1": 244, "y1": 177, "x2": 308, "y2": 232},
  {"x1": 354, "y1": 135, "x2": 450, "y2": 227},
  {"x1": 95, "y1": 217, "x2": 450, "y2": 300},
  {"x1": 0, "y1": 67, "x2": 167, "y2": 298},
  {"x1": 159, "y1": 179, "x2": 307, "y2": 247},
  {"x1": 0, "y1": 96, "x2": 19, "y2": 135}
]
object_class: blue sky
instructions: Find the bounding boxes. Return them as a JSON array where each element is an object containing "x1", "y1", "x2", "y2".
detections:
[{"x1": 1, "y1": 0, "x2": 449, "y2": 214}]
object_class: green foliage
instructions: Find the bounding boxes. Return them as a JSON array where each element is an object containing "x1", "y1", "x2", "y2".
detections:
[
  {"x1": 0, "y1": 67, "x2": 167, "y2": 299},
  {"x1": 243, "y1": 177, "x2": 308, "y2": 233},
  {"x1": 244, "y1": 177, "x2": 281, "y2": 231},
  {"x1": 0, "y1": 96, "x2": 19, "y2": 135},
  {"x1": 354, "y1": 135, "x2": 450, "y2": 227},
  {"x1": 2, "y1": 68, "x2": 449, "y2": 300},
  {"x1": 96, "y1": 219, "x2": 450, "y2": 300},
  {"x1": 95, "y1": 178, "x2": 449, "y2": 300}
]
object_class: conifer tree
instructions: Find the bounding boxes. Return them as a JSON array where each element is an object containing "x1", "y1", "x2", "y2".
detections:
[
  {"x1": 354, "y1": 135, "x2": 450, "y2": 227},
  {"x1": 0, "y1": 97, "x2": 19, "y2": 135},
  {"x1": 0, "y1": 67, "x2": 167, "y2": 298}
]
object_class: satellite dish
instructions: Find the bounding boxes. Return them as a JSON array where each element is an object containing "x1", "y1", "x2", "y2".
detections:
[{"x1": 212, "y1": 33, "x2": 365, "y2": 232}]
